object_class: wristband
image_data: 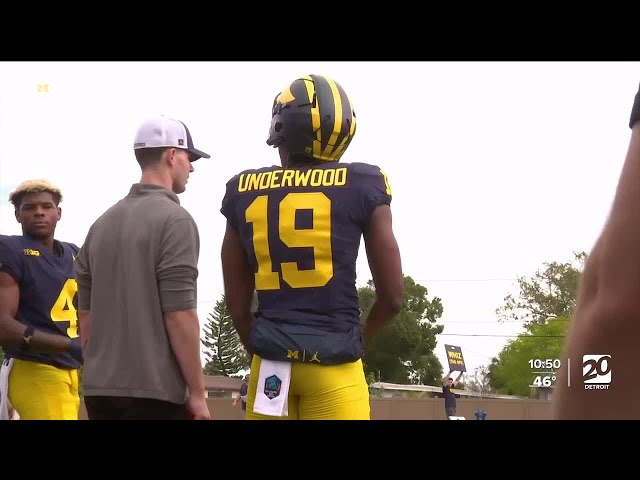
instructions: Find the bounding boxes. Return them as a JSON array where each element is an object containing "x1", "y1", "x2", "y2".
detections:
[{"x1": 21, "y1": 326, "x2": 34, "y2": 351}]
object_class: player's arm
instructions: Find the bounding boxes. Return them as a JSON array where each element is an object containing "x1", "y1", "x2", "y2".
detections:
[
  {"x1": 221, "y1": 220, "x2": 255, "y2": 352},
  {"x1": 0, "y1": 272, "x2": 78, "y2": 354},
  {"x1": 552, "y1": 85, "x2": 640, "y2": 419},
  {"x1": 361, "y1": 204, "x2": 404, "y2": 346},
  {"x1": 157, "y1": 217, "x2": 207, "y2": 402}
]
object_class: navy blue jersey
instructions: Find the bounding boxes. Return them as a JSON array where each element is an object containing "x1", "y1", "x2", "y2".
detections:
[
  {"x1": 221, "y1": 161, "x2": 392, "y2": 365},
  {"x1": 0, "y1": 234, "x2": 81, "y2": 369},
  {"x1": 443, "y1": 385, "x2": 456, "y2": 409}
]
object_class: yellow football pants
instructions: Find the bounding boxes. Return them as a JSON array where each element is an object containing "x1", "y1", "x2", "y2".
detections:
[
  {"x1": 246, "y1": 354, "x2": 370, "y2": 420},
  {"x1": 8, "y1": 359, "x2": 80, "y2": 420}
]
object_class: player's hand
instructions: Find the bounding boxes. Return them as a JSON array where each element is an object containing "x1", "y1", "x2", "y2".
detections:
[{"x1": 187, "y1": 394, "x2": 211, "y2": 420}]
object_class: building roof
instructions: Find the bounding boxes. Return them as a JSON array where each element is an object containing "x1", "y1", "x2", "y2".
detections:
[
  {"x1": 369, "y1": 382, "x2": 528, "y2": 400},
  {"x1": 204, "y1": 375, "x2": 243, "y2": 391}
]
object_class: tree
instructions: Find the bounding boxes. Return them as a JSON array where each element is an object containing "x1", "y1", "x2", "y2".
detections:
[
  {"x1": 487, "y1": 318, "x2": 569, "y2": 397},
  {"x1": 201, "y1": 295, "x2": 250, "y2": 377},
  {"x1": 496, "y1": 251, "x2": 586, "y2": 329},
  {"x1": 359, "y1": 275, "x2": 445, "y2": 385},
  {"x1": 464, "y1": 365, "x2": 493, "y2": 395}
]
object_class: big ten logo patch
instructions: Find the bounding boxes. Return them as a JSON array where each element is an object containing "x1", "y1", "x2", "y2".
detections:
[
  {"x1": 264, "y1": 375, "x2": 282, "y2": 399},
  {"x1": 582, "y1": 355, "x2": 611, "y2": 389}
]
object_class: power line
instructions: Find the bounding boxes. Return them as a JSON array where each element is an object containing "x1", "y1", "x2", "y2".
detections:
[
  {"x1": 437, "y1": 333, "x2": 565, "y2": 338},
  {"x1": 412, "y1": 278, "x2": 517, "y2": 283},
  {"x1": 441, "y1": 317, "x2": 570, "y2": 324},
  {"x1": 442, "y1": 320, "x2": 526, "y2": 324},
  {"x1": 196, "y1": 278, "x2": 519, "y2": 304}
]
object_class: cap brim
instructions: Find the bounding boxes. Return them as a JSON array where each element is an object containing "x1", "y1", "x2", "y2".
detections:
[{"x1": 187, "y1": 148, "x2": 211, "y2": 162}]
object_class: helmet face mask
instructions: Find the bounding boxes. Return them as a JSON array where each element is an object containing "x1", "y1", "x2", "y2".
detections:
[{"x1": 266, "y1": 74, "x2": 357, "y2": 163}]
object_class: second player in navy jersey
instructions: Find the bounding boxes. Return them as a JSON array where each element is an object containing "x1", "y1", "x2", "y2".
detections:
[
  {"x1": 0, "y1": 234, "x2": 80, "y2": 369},
  {"x1": 0, "y1": 180, "x2": 83, "y2": 420}
]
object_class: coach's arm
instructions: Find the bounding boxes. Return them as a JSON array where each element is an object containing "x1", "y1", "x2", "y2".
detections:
[
  {"x1": 157, "y1": 217, "x2": 208, "y2": 417},
  {"x1": 74, "y1": 242, "x2": 93, "y2": 353}
]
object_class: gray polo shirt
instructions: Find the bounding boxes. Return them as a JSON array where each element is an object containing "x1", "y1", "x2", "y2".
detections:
[{"x1": 75, "y1": 183, "x2": 199, "y2": 404}]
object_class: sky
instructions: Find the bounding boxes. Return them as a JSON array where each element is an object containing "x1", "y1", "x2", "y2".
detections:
[{"x1": 1, "y1": 61, "x2": 639, "y2": 382}]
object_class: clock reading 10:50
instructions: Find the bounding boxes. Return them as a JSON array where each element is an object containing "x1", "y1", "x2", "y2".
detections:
[{"x1": 528, "y1": 359, "x2": 561, "y2": 370}]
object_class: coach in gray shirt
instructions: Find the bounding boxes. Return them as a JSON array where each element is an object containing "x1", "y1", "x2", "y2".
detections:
[{"x1": 75, "y1": 116, "x2": 211, "y2": 420}]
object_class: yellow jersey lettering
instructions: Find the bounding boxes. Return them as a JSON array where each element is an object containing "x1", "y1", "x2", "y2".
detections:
[
  {"x1": 238, "y1": 174, "x2": 249, "y2": 192},
  {"x1": 287, "y1": 349, "x2": 299, "y2": 359},
  {"x1": 309, "y1": 169, "x2": 323, "y2": 187},
  {"x1": 23, "y1": 248, "x2": 41, "y2": 256},
  {"x1": 322, "y1": 169, "x2": 335, "y2": 186},
  {"x1": 258, "y1": 172, "x2": 273, "y2": 190},
  {"x1": 248, "y1": 173, "x2": 260, "y2": 191},
  {"x1": 294, "y1": 169, "x2": 312, "y2": 187},
  {"x1": 281, "y1": 169, "x2": 295, "y2": 187},
  {"x1": 270, "y1": 170, "x2": 283, "y2": 189},
  {"x1": 236, "y1": 168, "x2": 349, "y2": 192}
]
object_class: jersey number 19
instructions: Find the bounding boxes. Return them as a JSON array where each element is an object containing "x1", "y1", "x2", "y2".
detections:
[{"x1": 246, "y1": 192, "x2": 334, "y2": 291}]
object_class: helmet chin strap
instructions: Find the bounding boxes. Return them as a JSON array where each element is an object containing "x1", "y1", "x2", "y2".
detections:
[{"x1": 281, "y1": 149, "x2": 292, "y2": 169}]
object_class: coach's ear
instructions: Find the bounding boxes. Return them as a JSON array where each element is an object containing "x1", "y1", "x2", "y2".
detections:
[
  {"x1": 165, "y1": 148, "x2": 179, "y2": 168},
  {"x1": 57, "y1": 206, "x2": 62, "y2": 221}
]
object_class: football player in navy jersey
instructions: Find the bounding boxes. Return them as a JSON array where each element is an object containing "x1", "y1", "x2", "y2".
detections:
[
  {"x1": 220, "y1": 74, "x2": 405, "y2": 420},
  {"x1": 0, "y1": 179, "x2": 83, "y2": 420}
]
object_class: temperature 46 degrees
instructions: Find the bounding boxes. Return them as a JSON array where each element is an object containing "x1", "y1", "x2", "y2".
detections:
[{"x1": 532, "y1": 375, "x2": 556, "y2": 387}]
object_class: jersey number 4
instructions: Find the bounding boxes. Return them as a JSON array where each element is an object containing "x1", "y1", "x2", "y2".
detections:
[
  {"x1": 50, "y1": 278, "x2": 79, "y2": 338},
  {"x1": 246, "y1": 192, "x2": 333, "y2": 290}
]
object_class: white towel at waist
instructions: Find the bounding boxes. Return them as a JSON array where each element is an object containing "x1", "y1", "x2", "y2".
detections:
[
  {"x1": 0, "y1": 358, "x2": 20, "y2": 420},
  {"x1": 252, "y1": 359, "x2": 291, "y2": 417}
]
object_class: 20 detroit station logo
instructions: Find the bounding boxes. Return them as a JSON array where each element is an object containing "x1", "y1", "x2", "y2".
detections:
[{"x1": 582, "y1": 355, "x2": 611, "y2": 390}]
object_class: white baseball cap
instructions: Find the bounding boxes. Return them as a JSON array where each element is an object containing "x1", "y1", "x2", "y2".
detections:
[{"x1": 133, "y1": 115, "x2": 211, "y2": 162}]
